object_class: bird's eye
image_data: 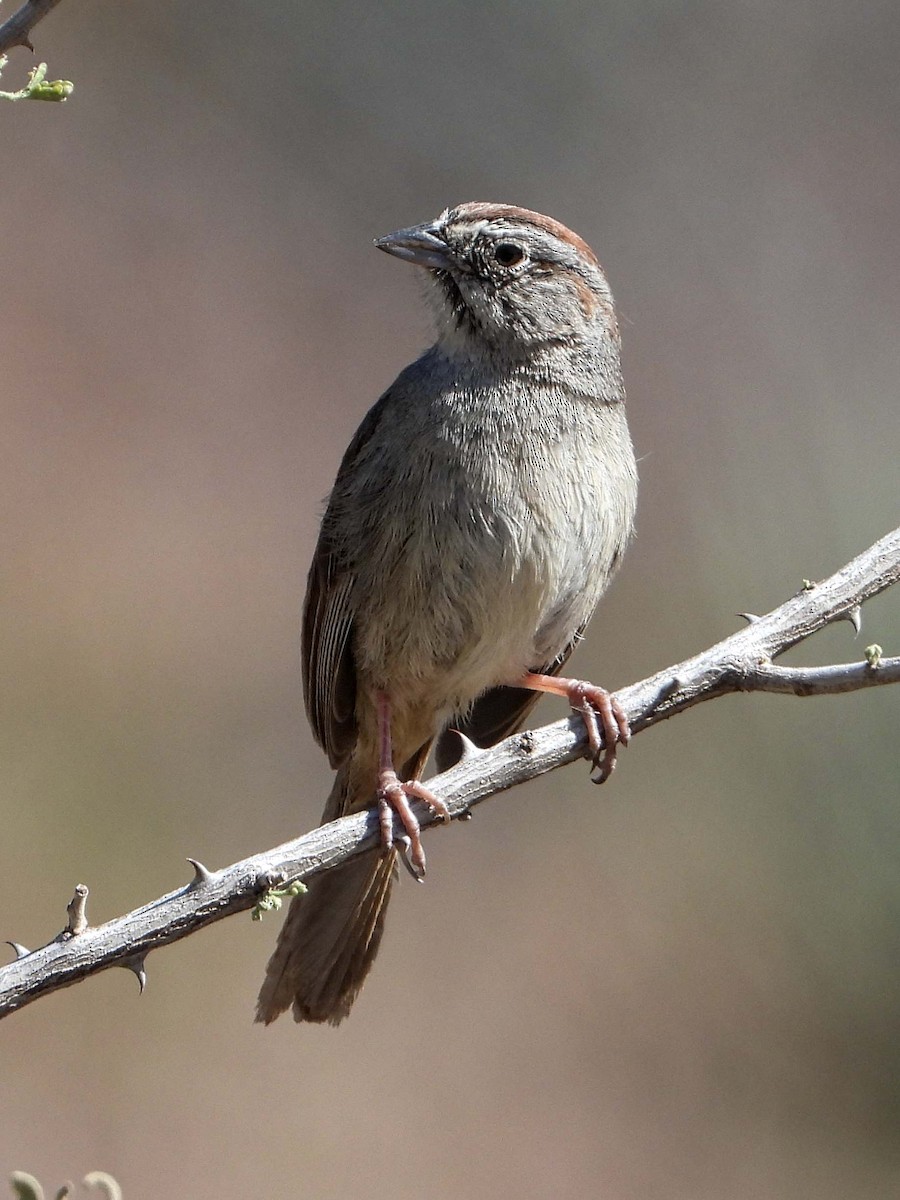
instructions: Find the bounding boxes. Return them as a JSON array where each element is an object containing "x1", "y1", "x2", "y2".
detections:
[{"x1": 493, "y1": 242, "x2": 526, "y2": 268}]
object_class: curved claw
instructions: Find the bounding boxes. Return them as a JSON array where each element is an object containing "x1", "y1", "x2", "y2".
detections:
[
  {"x1": 377, "y1": 772, "x2": 449, "y2": 878},
  {"x1": 514, "y1": 671, "x2": 630, "y2": 783},
  {"x1": 394, "y1": 835, "x2": 425, "y2": 882},
  {"x1": 560, "y1": 681, "x2": 629, "y2": 784}
]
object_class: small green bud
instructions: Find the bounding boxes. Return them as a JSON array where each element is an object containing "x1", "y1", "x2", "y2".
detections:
[
  {"x1": 864, "y1": 644, "x2": 883, "y2": 668},
  {"x1": 251, "y1": 880, "x2": 307, "y2": 921}
]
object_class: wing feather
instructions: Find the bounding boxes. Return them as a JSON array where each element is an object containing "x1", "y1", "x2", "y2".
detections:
[
  {"x1": 302, "y1": 550, "x2": 356, "y2": 767},
  {"x1": 301, "y1": 401, "x2": 388, "y2": 767}
]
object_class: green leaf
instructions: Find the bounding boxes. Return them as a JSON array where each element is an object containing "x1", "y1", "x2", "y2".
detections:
[{"x1": 0, "y1": 60, "x2": 73, "y2": 102}]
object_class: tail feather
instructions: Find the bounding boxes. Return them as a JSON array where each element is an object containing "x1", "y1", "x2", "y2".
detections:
[
  {"x1": 255, "y1": 850, "x2": 396, "y2": 1025},
  {"x1": 256, "y1": 739, "x2": 432, "y2": 1026}
]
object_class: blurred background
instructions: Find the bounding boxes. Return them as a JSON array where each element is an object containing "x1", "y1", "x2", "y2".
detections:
[{"x1": 1, "y1": 1, "x2": 899, "y2": 1196}]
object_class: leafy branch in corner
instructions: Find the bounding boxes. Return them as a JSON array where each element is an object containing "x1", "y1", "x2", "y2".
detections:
[
  {"x1": 10, "y1": 1171, "x2": 122, "y2": 1199},
  {"x1": 0, "y1": 0, "x2": 72, "y2": 101},
  {"x1": 0, "y1": 526, "x2": 898, "y2": 1019}
]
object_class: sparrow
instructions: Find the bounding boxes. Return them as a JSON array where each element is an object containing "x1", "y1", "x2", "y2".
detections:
[{"x1": 256, "y1": 203, "x2": 638, "y2": 1025}]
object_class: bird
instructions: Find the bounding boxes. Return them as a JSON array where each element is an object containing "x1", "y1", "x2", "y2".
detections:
[{"x1": 256, "y1": 202, "x2": 638, "y2": 1025}]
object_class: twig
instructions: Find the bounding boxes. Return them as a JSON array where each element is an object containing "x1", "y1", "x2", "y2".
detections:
[
  {"x1": 0, "y1": 0, "x2": 64, "y2": 55},
  {"x1": 1, "y1": 526, "x2": 898, "y2": 1018},
  {"x1": 63, "y1": 884, "x2": 88, "y2": 936}
]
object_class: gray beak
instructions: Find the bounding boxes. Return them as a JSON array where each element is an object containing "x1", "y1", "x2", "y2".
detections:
[{"x1": 374, "y1": 222, "x2": 452, "y2": 270}]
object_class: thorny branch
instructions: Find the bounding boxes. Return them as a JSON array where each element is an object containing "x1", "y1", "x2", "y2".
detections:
[
  {"x1": 1, "y1": 526, "x2": 898, "y2": 1019},
  {"x1": 0, "y1": 0, "x2": 63, "y2": 56}
]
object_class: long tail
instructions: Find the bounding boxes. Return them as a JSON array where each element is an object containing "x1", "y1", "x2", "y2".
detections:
[
  {"x1": 255, "y1": 769, "x2": 398, "y2": 1025},
  {"x1": 256, "y1": 735, "x2": 433, "y2": 1026},
  {"x1": 255, "y1": 859, "x2": 395, "y2": 1025}
]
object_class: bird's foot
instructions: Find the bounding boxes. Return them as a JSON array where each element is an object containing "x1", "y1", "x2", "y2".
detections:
[
  {"x1": 516, "y1": 671, "x2": 630, "y2": 784},
  {"x1": 563, "y1": 679, "x2": 630, "y2": 783},
  {"x1": 377, "y1": 772, "x2": 450, "y2": 880}
]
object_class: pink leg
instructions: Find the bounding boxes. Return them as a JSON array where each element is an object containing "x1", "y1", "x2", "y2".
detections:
[
  {"x1": 516, "y1": 672, "x2": 630, "y2": 784},
  {"x1": 375, "y1": 692, "x2": 450, "y2": 879}
]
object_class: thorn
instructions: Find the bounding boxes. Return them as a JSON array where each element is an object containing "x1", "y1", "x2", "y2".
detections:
[
  {"x1": 23, "y1": 37, "x2": 35, "y2": 52},
  {"x1": 6, "y1": 941, "x2": 31, "y2": 959},
  {"x1": 186, "y1": 857, "x2": 213, "y2": 887},
  {"x1": 845, "y1": 604, "x2": 862, "y2": 634},
  {"x1": 737, "y1": 612, "x2": 760, "y2": 624},
  {"x1": 122, "y1": 954, "x2": 147, "y2": 994},
  {"x1": 395, "y1": 836, "x2": 425, "y2": 882},
  {"x1": 65, "y1": 884, "x2": 89, "y2": 936},
  {"x1": 451, "y1": 730, "x2": 484, "y2": 762}
]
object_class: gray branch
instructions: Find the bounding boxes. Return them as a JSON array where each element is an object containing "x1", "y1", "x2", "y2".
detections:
[
  {"x1": 0, "y1": 0, "x2": 64, "y2": 55},
  {"x1": 2, "y1": 525, "x2": 899, "y2": 1019}
]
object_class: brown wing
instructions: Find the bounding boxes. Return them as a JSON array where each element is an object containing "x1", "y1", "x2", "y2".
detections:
[
  {"x1": 301, "y1": 402, "x2": 387, "y2": 769},
  {"x1": 434, "y1": 638, "x2": 579, "y2": 773},
  {"x1": 301, "y1": 543, "x2": 357, "y2": 769}
]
